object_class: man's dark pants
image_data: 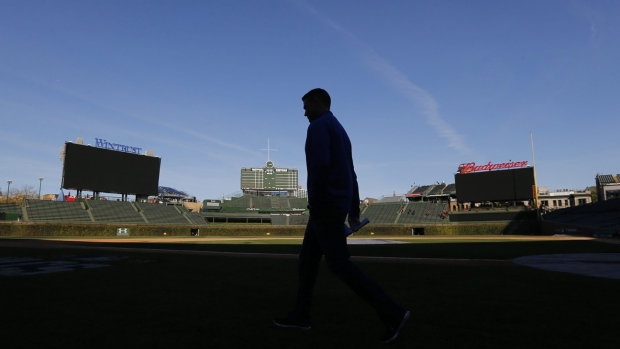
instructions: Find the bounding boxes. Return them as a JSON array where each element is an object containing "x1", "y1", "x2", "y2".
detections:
[{"x1": 292, "y1": 208, "x2": 404, "y2": 325}]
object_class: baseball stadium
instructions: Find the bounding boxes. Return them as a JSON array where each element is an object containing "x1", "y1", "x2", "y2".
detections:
[
  {"x1": 1, "y1": 139, "x2": 618, "y2": 238},
  {"x1": 1, "y1": 139, "x2": 620, "y2": 348}
]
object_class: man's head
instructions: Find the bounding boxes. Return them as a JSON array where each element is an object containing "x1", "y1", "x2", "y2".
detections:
[{"x1": 302, "y1": 88, "x2": 331, "y2": 121}]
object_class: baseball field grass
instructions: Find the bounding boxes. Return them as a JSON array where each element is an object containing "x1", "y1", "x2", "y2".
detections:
[{"x1": 1, "y1": 235, "x2": 619, "y2": 349}]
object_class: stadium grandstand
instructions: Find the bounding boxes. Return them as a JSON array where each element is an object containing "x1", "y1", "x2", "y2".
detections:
[
  {"x1": 0, "y1": 178, "x2": 538, "y2": 227},
  {"x1": 3, "y1": 141, "x2": 609, "y2": 237},
  {"x1": 0, "y1": 198, "x2": 208, "y2": 225},
  {"x1": 541, "y1": 198, "x2": 620, "y2": 237},
  {"x1": 3, "y1": 180, "x2": 613, "y2": 238}
]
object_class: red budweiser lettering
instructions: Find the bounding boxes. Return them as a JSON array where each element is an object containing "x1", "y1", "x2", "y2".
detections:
[{"x1": 458, "y1": 160, "x2": 528, "y2": 173}]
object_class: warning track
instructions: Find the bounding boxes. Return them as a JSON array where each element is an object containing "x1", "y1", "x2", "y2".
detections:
[{"x1": 0, "y1": 235, "x2": 605, "y2": 268}]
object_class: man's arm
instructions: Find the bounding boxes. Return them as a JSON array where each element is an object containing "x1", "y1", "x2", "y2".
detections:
[
  {"x1": 306, "y1": 122, "x2": 331, "y2": 206},
  {"x1": 348, "y1": 168, "x2": 361, "y2": 226}
]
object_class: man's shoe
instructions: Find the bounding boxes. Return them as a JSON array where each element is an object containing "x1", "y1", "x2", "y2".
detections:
[
  {"x1": 273, "y1": 316, "x2": 311, "y2": 331},
  {"x1": 379, "y1": 310, "x2": 410, "y2": 344}
]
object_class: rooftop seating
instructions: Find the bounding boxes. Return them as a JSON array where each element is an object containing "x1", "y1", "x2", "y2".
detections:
[
  {"x1": 427, "y1": 184, "x2": 446, "y2": 196},
  {"x1": 378, "y1": 195, "x2": 405, "y2": 203},
  {"x1": 411, "y1": 185, "x2": 435, "y2": 196},
  {"x1": 443, "y1": 184, "x2": 456, "y2": 195},
  {"x1": 158, "y1": 186, "x2": 189, "y2": 196},
  {"x1": 596, "y1": 174, "x2": 617, "y2": 184}
]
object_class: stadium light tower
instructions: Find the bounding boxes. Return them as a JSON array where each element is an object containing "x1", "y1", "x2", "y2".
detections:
[
  {"x1": 39, "y1": 177, "x2": 44, "y2": 199},
  {"x1": 6, "y1": 180, "x2": 12, "y2": 202}
]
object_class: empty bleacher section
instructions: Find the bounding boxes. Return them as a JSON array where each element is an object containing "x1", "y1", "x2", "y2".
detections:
[
  {"x1": 288, "y1": 197, "x2": 309, "y2": 209},
  {"x1": 360, "y1": 202, "x2": 404, "y2": 224},
  {"x1": 207, "y1": 195, "x2": 308, "y2": 225},
  {"x1": 251, "y1": 196, "x2": 272, "y2": 209},
  {"x1": 221, "y1": 196, "x2": 253, "y2": 211},
  {"x1": 220, "y1": 195, "x2": 307, "y2": 212},
  {"x1": 204, "y1": 212, "x2": 271, "y2": 224},
  {"x1": 215, "y1": 194, "x2": 454, "y2": 226},
  {"x1": 88, "y1": 200, "x2": 145, "y2": 223},
  {"x1": 0, "y1": 203, "x2": 23, "y2": 221},
  {"x1": 7, "y1": 198, "x2": 208, "y2": 225},
  {"x1": 185, "y1": 211, "x2": 207, "y2": 224},
  {"x1": 359, "y1": 201, "x2": 450, "y2": 225},
  {"x1": 289, "y1": 214, "x2": 309, "y2": 225},
  {"x1": 0, "y1": 203, "x2": 22, "y2": 215},
  {"x1": 395, "y1": 202, "x2": 451, "y2": 224},
  {"x1": 543, "y1": 198, "x2": 620, "y2": 233},
  {"x1": 135, "y1": 202, "x2": 191, "y2": 224},
  {"x1": 25, "y1": 199, "x2": 92, "y2": 223},
  {"x1": 270, "y1": 196, "x2": 288, "y2": 209},
  {"x1": 176, "y1": 204, "x2": 207, "y2": 224},
  {"x1": 269, "y1": 213, "x2": 309, "y2": 226}
]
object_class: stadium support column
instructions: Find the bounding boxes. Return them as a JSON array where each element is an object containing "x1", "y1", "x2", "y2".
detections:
[{"x1": 530, "y1": 132, "x2": 540, "y2": 221}]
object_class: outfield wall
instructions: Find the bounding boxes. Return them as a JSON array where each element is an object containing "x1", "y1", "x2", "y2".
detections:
[{"x1": 0, "y1": 221, "x2": 541, "y2": 237}]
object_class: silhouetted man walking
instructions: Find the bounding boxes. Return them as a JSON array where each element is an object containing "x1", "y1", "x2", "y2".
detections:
[{"x1": 274, "y1": 88, "x2": 410, "y2": 344}]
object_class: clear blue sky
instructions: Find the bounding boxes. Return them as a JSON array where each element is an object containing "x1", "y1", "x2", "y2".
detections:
[{"x1": 2, "y1": 0, "x2": 619, "y2": 201}]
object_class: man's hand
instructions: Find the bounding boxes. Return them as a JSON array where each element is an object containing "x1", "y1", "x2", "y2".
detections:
[
  {"x1": 348, "y1": 215, "x2": 361, "y2": 230},
  {"x1": 345, "y1": 217, "x2": 370, "y2": 237}
]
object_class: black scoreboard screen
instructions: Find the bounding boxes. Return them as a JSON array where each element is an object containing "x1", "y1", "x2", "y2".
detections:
[
  {"x1": 62, "y1": 142, "x2": 161, "y2": 196},
  {"x1": 455, "y1": 167, "x2": 535, "y2": 203}
]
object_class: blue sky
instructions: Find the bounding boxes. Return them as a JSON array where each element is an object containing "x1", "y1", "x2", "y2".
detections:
[{"x1": 1, "y1": 0, "x2": 619, "y2": 201}]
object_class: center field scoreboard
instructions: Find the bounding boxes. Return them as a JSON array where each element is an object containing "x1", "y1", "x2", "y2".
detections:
[{"x1": 240, "y1": 161, "x2": 298, "y2": 193}]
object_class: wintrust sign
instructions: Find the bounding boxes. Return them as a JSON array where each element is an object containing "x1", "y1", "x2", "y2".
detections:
[
  {"x1": 95, "y1": 138, "x2": 143, "y2": 154},
  {"x1": 458, "y1": 161, "x2": 528, "y2": 174}
]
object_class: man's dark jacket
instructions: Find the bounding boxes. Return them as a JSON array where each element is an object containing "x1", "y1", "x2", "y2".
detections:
[{"x1": 305, "y1": 111, "x2": 360, "y2": 216}]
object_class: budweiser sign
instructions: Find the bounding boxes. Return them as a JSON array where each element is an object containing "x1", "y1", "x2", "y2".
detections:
[{"x1": 458, "y1": 160, "x2": 528, "y2": 173}]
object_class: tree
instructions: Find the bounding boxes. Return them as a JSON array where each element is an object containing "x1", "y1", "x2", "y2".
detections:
[
  {"x1": 586, "y1": 186, "x2": 598, "y2": 203},
  {"x1": 6, "y1": 184, "x2": 39, "y2": 205}
]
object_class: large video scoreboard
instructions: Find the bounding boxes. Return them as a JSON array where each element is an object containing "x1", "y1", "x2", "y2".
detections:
[
  {"x1": 240, "y1": 161, "x2": 298, "y2": 192},
  {"x1": 455, "y1": 166, "x2": 535, "y2": 203},
  {"x1": 61, "y1": 142, "x2": 161, "y2": 196}
]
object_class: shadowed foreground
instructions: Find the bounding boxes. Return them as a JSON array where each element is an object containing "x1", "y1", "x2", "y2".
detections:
[{"x1": 1, "y1": 237, "x2": 619, "y2": 349}]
